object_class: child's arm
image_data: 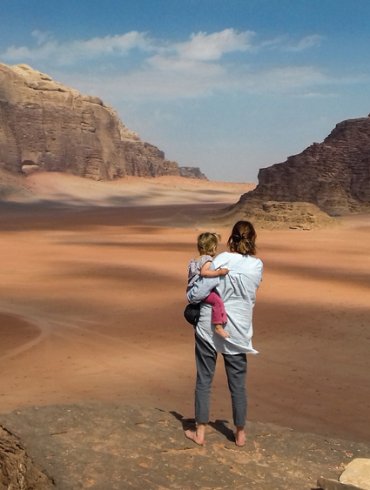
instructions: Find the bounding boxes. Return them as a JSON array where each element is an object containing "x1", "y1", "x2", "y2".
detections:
[{"x1": 200, "y1": 261, "x2": 229, "y2": 278}]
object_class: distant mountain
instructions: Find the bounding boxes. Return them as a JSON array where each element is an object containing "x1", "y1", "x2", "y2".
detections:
[
  {"x1": 0, "y1": 63, "x2": 206, "y2": 180},
  {"x1": 232, "y1": 115, "x2": 370, "y2": 218}
]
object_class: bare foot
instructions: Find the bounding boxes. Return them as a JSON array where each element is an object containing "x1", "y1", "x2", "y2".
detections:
[
  {"x1": 184, "y1": 425, "x2": 206, "y2": 446},
  {"x1": 235, "y1": 427, "x2": 246, "y2": 447},
  {"x1": 214, "y1": 324, "x2": 230, "y2": 339}
]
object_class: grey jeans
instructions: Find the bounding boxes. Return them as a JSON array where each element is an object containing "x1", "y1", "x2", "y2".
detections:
[{"x1": 194, "y1": 333, "x2": 247, "y2": 427}]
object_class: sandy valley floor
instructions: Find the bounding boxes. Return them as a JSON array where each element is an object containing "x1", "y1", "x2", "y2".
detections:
[{"x1": 0, "y1": 173, "x2": 369, "y2": 443}]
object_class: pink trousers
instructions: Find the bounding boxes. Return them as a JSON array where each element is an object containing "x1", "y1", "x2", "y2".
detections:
[{"x1": 204, "y1": 290, "x2": 227, "y2": 325}]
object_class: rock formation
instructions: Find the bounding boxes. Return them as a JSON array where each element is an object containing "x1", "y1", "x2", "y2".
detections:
[
  {"x1": 0, "y1": 425, "x2": 54, "y2": 489},
  {"x1": 232, "y1": 115, "x2": 370, "y2": 218},
  {"x1": 0, "y1": 63, "x2": 206, "y2": 180},
  {"x1": 218, "y1": 199, "x2": 335, "y2": 230}
]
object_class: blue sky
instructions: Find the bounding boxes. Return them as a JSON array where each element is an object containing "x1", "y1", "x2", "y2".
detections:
[{"x1": 1, "y1": 0, "x2": 370, "y2": 182}]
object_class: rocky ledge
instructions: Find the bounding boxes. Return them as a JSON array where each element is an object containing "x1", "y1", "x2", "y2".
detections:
[{"x1": 1, "y1": 403, "x2": 370, "y2": 489}]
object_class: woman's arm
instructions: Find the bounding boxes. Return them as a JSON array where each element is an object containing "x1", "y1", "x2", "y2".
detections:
[{"x1": 200, "y1": 261, "x2": 229, "y2": 278}]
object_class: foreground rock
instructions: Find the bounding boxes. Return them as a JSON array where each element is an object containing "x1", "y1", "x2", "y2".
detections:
[
  {"x1": 1, "y1": 403, "x2": 370, "y2": 489},
  {"x1": 0, "y1": 63, "x2": 205, "y2": 181},
  {"x1": 318, "y1": 458, "x2": 370, "y2": 490},
  {"x1": 230, "y1": 115, "x2": 370, "y2": 223},
  {"x1": 0, "y1": 425, "x2": 54, "y2": 489}
]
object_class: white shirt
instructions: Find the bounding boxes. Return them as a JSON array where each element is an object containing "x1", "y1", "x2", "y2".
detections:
[{"x1": 192, "y1": 251, "x2": 263, "y2": 355}]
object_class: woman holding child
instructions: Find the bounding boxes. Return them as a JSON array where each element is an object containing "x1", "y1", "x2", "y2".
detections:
[{"x1": 185, "y1": 220, "x2": 263, "y2": 447}]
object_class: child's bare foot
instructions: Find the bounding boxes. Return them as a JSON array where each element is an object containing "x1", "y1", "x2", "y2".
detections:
[
  {"x1": 184, "y1": 424, "x2": 206, "y2": 446},
  {"x1": 235, "y1": 427, "x2": 246, "y2": 447},
  {"x1": 214, "y1": 324, "x2": 230, "y2": 339}
]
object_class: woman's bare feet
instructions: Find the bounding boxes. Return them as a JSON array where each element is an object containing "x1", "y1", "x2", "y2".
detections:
[
  {"x1": 184, "y1": 423, "x2": 206, "y2": 446},
  {"x1": 214, "y1": 324, "x2": 230, "y2": 339},
  {"x1": 235, "y1": 427, "x2": 246, "y2": 447}
]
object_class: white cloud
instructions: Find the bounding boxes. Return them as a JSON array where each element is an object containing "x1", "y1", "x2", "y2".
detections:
[
  {"x1": 1, "y1": 28, "x2": 335, "y2": 101},
  {"x1": 61, "y1": 64, "x2": 225, "y2": 100},
  {"x1": 260, "y1": 34, "x2": 324, "y2": 52},
  {"x1": 31, "y1": 29, "x2": 52, "y2": 46},
  {"x1": 72, "y1": 31, "x2": 153, "y2": 56},
  {"x1": 284, "y1": 34, "x2": 324, "y2": 52},
  {"x1": 146, "y1": 53, "x2": 223, "y2": 77},
  {"x1": 299, "y1": 91, "x2": 337, "y2": 98},
  {"x1": 248, "y1": 66, "x2": 328, "y2": 92},
  {"x1": 174, "y1": 28, "x2": 255, "y2": 61},
  {"x1": 140, "y1": 28, "x2": 255, "y2": 84},
  {"x1": 2, "y1": 31, "x2": 152, "y2": 64},
  {"x1": 58, "y1": 63, "x2": 330, "y2": 105},
  {"x1": 1, "y1": 28, "x2": 255, "y2": 66}
]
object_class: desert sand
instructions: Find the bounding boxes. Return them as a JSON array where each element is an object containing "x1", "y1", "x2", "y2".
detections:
[{"x1": 0, "y1": 172, "x2": 369, "y2": 446}]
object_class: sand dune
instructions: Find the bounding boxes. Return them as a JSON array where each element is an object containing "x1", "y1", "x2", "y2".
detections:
[
  {"x1": 5, "y1": 171, "x2": 255, "y2": 206},
  {"x1": 0, "y1": 174, "x2": 369, "y2": 443}
]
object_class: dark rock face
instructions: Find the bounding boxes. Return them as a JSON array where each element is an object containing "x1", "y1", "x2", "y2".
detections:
[
  {"x1": 236, "y1": 116, "x2": 370, "y2": 215},
  {"x1": 0, "y1": 63, "x2": 205, "y2": 180},
  {"x1": 179, "y1": 166, "x2": 207, "y2": 179}
]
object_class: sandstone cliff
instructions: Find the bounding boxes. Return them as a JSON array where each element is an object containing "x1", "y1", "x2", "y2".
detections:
[
  {"x1": 0, "y1": 63, "x2": 206, "y2": 180},
  {"x1": 233, "y1": 115, "x2": 370, "y2": 217}
]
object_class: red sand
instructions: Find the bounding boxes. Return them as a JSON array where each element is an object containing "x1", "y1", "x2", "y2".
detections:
[{"x1": 0, "y1": 174, "x2": 369, "y2": 443}]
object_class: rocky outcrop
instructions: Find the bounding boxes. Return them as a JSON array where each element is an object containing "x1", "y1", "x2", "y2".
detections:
[
  {"x1": 0, "y1": 63, "x2": 206, "y2": 180},
  {"x1": 233, "y1": 115, "x2": 370, "y2": 216},
  {"x1": 179, "y1": 166, "x2": 207, "y2": 179},
  {"x1": 0, "y1": 425, "x2": 54, "y2": 489}
]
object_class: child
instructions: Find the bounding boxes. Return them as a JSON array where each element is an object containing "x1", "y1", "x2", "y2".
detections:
[{"x1": 186, "y1": 232, "x2": 230, "y2": 339}]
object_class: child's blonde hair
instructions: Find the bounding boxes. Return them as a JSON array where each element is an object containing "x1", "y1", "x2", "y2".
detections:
[{"x1": 197, "y1": 232, "x2": 221, "y2": 256}]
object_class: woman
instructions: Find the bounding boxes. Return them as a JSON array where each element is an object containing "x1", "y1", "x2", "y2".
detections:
[{"x1": 185, "y1": 220, "x2": 263, "y2": 446}]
